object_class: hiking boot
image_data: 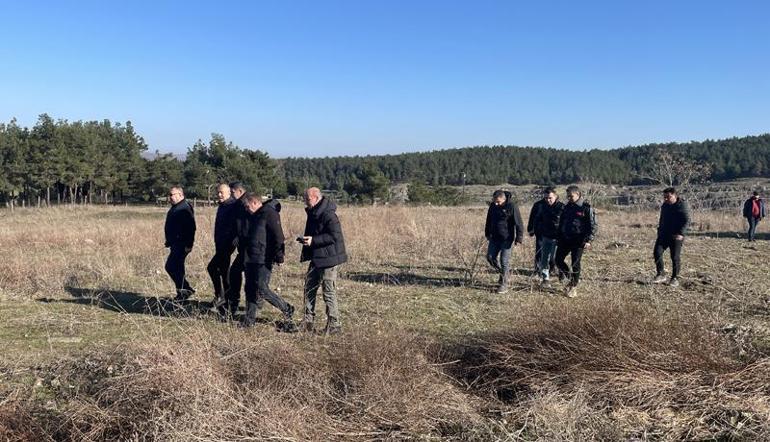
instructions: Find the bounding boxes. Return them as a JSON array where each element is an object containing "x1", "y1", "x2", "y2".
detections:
[
  {"x1": 239, "y1": 302, "x2": 259, "y2": 328},
  {"x1": 174, "y1": 288, "x2": 194, "y2": 303},
  {"x1": 652, "y1": 274, "x2": 667, "y2": 284},
  {"x1": 496, "y1": 284, "x2": 509, "y2": 294},
  {"x1": 298, "y1": 320, "x2": 315, "y2": 333},
  {"x1": 564, "y1": 284, "x2": 578, "y2": 298},
  {"x1": 284, "y1": 303, "x2": 295, "y2": 320},
  {"x1": 277, "y1": 320, "x2": 299, "y2": 333},
  {"x1": 668, "y1": 278, "x2": 680, "y2": 288},
  {"x1": 558, "y1": 272, "x2": 567, "y2": 284},
  {"x1": 323, "y1": 324, "x2": 342, "y2": 335}
]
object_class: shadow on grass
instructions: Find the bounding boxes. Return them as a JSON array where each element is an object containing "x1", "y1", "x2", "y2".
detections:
[
  {"x1": 37, "y1": 286, "x2": 229, "y2": 318},
  {"x1": 347, "y1": 271, "x2": 533, "y2": 293},
  {"x1": 689, "y1": 231, "x2": 770, "y2": 240}
]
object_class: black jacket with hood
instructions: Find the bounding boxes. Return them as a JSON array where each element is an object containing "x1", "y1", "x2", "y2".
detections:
[
  {"x1": 240, "y1": 199, "x2": 285, "y2": 265},
  {"x1": 301, "y1": 197, "x2": 348, "y2": 269},
  {"x1": 657, "y1": 198, "x2": 691, "y2": 240},
  {"x1": 164, "y1": 199, "x2": 196, "y2": 248},
  {"x1": 485, "y1": 191, "x2": 524, "y2": 244},
  {"x1": 558, "y1": 198, "x2": 597, "y2": 244}
]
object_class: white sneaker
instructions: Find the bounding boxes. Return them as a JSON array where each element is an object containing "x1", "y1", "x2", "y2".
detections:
[
  {"x1": 668, "y1": 278, "x2": 680, "y2": 288},
  {"x1": 652, "y1": 274, "x2": 667, "y2": 284},
  {"x1": 564, "y1": 284, "x2": 578, "y2": 298}
]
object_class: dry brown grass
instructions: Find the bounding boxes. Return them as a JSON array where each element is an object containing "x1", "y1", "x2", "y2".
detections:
[{"x1": 1, "y1": 202, "x2": 769, "y2": 440}]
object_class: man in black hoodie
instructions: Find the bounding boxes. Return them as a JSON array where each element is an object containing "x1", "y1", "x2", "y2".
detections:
[
  {"x1": 239, "y1": 193, "x2": 295, "y2": 328},
  {"x1": 527, "y1": 189, "x2": 556, "y2": 275},
  {"x1": 206, "y1": 183, "x2": 238, "y2": 309},
  {"x1": 484, "y1": 190, "x2": 524, "y2": 294},
  {"x1": 652, "y1": 187, "x2": 690, "y2": 287},
  {"x1": 743, "y1": 191, "x2": 765, "y2": 242},
  {"x1": 299, "y1": 187, "x2": 348, "y2": 334},
  {"x1": 555, "y1": 185, "x2": 597, "y2": 298},
  {"x1": 222, "y1": 182, "x2": 248, "y2": 318},
  {"x1": 164, "y1": 186, "x2": 196, "y2": 302},
  {"x1": 531, "y1": 187, "x2": 564, "y2": 288}
]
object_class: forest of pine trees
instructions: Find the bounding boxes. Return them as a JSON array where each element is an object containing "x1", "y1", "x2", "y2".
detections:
[{"x1": 1, "y1": 114, "x2": 768, "y2": 205}]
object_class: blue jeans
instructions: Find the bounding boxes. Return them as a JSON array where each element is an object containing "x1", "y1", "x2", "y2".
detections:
[
  {"x1": 538, "y1": 237, "x2": 558, "y2": 280},
  {"x1": 487, "y1": 239, "x2": 513, "y2": 282}
]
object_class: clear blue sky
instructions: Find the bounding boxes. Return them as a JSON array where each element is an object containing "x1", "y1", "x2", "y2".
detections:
[{"x1": 1, "y1": 0, "x2": 768, "y2": 157}]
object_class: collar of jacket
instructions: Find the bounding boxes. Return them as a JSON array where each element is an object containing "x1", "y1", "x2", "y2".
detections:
[
  {"x1": 569, "y1": 198, "x2": 585, "y2": 208},
  {"x1": 219, "y1": 197, "x2": 236, "y2": 206},
  {"x1": 306, "y1": 196, "x2": 329, "y2": 217}
]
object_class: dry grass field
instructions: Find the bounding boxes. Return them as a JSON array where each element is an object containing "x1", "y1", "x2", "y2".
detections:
[{"x1": 1, "y1": 202, "x2": 769, "y2": 441}]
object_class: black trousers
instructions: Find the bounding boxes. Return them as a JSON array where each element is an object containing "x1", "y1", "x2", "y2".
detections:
[
  {"x1": 747, "y1": 217, "x2": 760, "y2": 241},
  {"x1": 165, "y1": 244, "x2": 193, "y2": 294},
  {"x1": 555, "y1": 237, "x2": 585, "y2": 285},
  {"x1": 244, "y1": 263, "x2": 291, "y2": 315},
  {"x1": 654, "y1": 237, "x2": 683, "y2": 279},
  {"x1": 207, "y1": 245, "x2": 235, "y2": 298},
  {"x1": 225, "y1": 251, "x2": 245, "y2": 312}
]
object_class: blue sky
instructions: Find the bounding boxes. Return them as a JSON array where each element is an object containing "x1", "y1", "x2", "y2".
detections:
[{"x1": 1, "y1": 1, "x2": 768, "y2": 157}]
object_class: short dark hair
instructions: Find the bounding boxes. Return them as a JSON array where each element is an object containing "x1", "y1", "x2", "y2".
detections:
[
  {"x1": 663, "y1": 187, "x2": 677, "y2": 195},
  {"x1": 543, "y1": 186, "x2": 557, "y2": 195},
  {"x1": 492, "y1": 190, "x2": 506, "y2": 199},
  {"x1": 229, "y1": 181, "x2": 246, "y2": 192},
  {"x1": 566, "y1": 185, "x2": 580, "y2": 195},
  {"x1": 243, "y1": 192, "x2": 263, "y2": 203},
  {"x1": 752, "y1": 190, "x2": 760, "y2": 196}
]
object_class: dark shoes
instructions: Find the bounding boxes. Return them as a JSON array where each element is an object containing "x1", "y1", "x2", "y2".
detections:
[{"x1": 323, "y1": 324, "x2": 342, "y2": 335}]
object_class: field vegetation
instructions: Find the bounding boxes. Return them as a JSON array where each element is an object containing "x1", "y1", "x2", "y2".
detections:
[{"x1": 1, "y1": 199, "x2": 769, "y2": 440}]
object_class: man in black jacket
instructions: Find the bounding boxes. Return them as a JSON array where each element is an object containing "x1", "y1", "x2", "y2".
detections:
[
  {"x1": 531, "y1": 187, "x2": 564, "y2": 288},
  {"x1": 652, "y1": 187, "x2": 690, "y2": 287},
  {"x1": 164, "y1": 186, "x2": 196, "y2": 302},
  {"x1": 743, "y1": 191, "x2": 765, "y2": 242},
  {"x1": 206, "y1": 183, "x2": 238, "y2": 309},
  {"x1": 299, "y1": 187, "x2": 348, "y2": 334},
  {"x1": 484, "y1": 190, "x2": 523, "y2": 294},
  {"x1": 222, "y1": 182, "x2": 248, "y2": 318},
  {"x1": 555, "y1": 185, "x2": 597, "y2": 298},
  {"x1": 527, "y1": 189, "x2": 555, "y2": 275},
  {"x1": 239, "y1": 193, "x2": 295, "y2": 328}
]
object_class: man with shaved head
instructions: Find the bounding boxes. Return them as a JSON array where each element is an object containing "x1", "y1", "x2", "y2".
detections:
[
  {"x1": 164, "y1": 185, "x2": 196, "y2": 303},
  {"x1": 206, "y1": 183, "x2": 238, "y2": 309},
  {"x1": 298, "y1": 187, "x2": 347, "y2": 334}
]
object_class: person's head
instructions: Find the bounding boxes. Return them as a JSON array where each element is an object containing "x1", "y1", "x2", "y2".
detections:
[
  {"x1": 492, "y1": 190, "x2": 507, "y2": 206},
  {"x1": 543, "y1": 187, "x2": 558, "y2": 206},
  {"x1": 566, "y1": 185, "x2": 581, "y2": 203},
  {"x1": 168, "y1": 186, "x2": 184, "y2": 205},
  {"x1": 663, "y1": 187, "x2": 678, "y2": 204},
  {"x1": 304, "y1": 187, "x2": 323, "y2": 208},
  {"x1": 230, "y1": 181, "x2": 246, "y2": 199},
  {"x1": 216, "y1": 183, "x2": 231, "y2": 203},
  {"x1": 243, "y1": 192, "x2": 263, "y2": 214},
  {"x1": 752, "y1": 190, "x2": 760, "y2": 199}
]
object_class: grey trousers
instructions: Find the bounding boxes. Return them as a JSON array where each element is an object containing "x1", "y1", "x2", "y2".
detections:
[{"x1": 303, "y1": 263, "x2": 341, "y2": 327}]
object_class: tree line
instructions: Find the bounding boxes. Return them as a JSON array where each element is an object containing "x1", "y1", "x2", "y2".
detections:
[
  {"x1": 282, "y1": 135, "x2": 770, "y2": 190},
  {"x1": 2, "y1": 114, "x2": 768, "y2": 206}
]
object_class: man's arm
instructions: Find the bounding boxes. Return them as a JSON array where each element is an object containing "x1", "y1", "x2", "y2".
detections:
[
  {"x1": 512, "y1": 204, "x2": 524, "y2": 244},
  {"x1": 310, "y1": 213, "x2": 341, "y2": 248},
  {"x1": 266, "y1": 211, "x2": 285, "y2": 263},
  {"x1": 526, "y1": 201, "x2": 537, "y2": 236}
]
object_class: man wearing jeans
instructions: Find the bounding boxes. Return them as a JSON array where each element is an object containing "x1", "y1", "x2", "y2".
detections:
[
  {"x1": 652, "y1": 187, "x2": 690, "y2": 287},
  {"x1": 531, "y1": 187, "x2": 564, "y2": 288},
  {"x1": 163, "y1": 186, "x2": 196, "y2": 303},
  {"x1": 484, "y1": 190, "x2": 524, "y2": 294},
  {"x1": 743, "y1": 191, "x2": 765, "y2": 242},
  {"x1": 299, "y1": 187, "x2": 348, "y2": 335}
]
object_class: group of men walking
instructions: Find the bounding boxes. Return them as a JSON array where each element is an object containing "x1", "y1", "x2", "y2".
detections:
[
  {"x1": 487, "y1": 186, "x2": 765, "y2": 296},
  {"x1": 162, "y1": 183, "x2": 347, "y2": 334}
]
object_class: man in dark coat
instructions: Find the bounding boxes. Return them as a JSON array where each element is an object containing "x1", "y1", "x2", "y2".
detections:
[
  {"x1": 531, "y1": 187, "x2": 564, "y2": 288},
  {"x1": 299, "y1": 187, "x2": 348, "y2": 334},
  {"x1": 743, "y1": 191, "x2": 765, "y2": 242},
  {"x1": 239, "y1": 193, "x2": 295, "y2": 328},
  {"x1": 527, "y1": 189, "x2": 555, "y2": 275},
  {"x1": 485, "y1": 190, "x2": 524, "y2": 294},
  {"x1": 555, "y1": 185, "x2": 597, "y2": 298},
  {"x1": 164, "y1": 186, "x2": 196, "y2": 302},
  {"x1": 652, "y1": 187, "x2": 690, "y2": 287},
  {"x1": 222, "y1": 182, "x2": 248, "y2": 318},
  {"x1": 206, "y1": 183, "x2": 238, "y2": 309}
]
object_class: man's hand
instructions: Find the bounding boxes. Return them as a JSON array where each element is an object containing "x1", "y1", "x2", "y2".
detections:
[
  {"x1": 583, "y1": 242, "x2": 592, "y2": 250},
  {"x1": 673, "y1": 235, "x2": 684, "y2": 241},
  {"x1": 302, "y1": 236, "x2": 313, "y2": 246}
]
